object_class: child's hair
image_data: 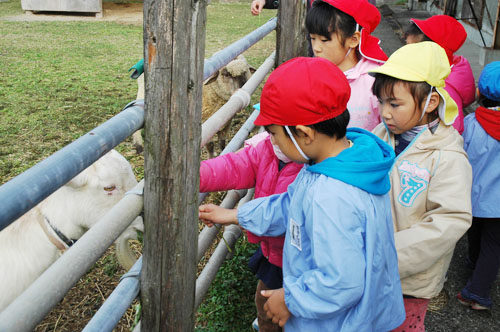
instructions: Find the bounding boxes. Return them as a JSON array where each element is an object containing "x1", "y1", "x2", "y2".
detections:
[
  {"x1": 264, "y1": 109, "x2": 350, "y2": 140},
  {"x1": 287, "y1": 109, "x2": 350, "y2": 139},
  {"x1": 404, "y1": 22, "x2": 432, "y2": 41},
  {"x1": 306, "y1": 1, "x2": 357, "y2": 44},
  {"x1": 478, "y1": 95, "x2": 500, "y2": 108},
  {"x1": 372, "y1": 74, "x2": 438, "y2": 120}
]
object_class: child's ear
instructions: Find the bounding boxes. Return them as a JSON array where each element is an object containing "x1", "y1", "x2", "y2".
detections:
[
  {"x1": 346, "y1": 31, "x2": 361, "y2": 49},
  {"x1": 424, "y1": 92, "x2": 441, "y2": 113},
  {"x1": 295, "y1": 125, "x2": 315, "y2": 144}
]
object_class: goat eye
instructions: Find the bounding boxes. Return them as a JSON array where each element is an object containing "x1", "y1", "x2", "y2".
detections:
[{"x1": 104, "y1": 185, "x2": 116, "y2": 192}]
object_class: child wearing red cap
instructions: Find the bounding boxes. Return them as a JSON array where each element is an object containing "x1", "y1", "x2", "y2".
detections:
[
  {"x1": 405, "y1": 15, "x2": 476, "y2": 134},
  {"x1": 457, "y1": 61, "x2": 500, "y2": 311},
  {"x1": 200, "y1": 57, "x2": 405, "y2": 331},
  {"x1": 370, "y1": 42, "x2": 472, "y2": 331},
  {"x1": 306, "y1": 0, "x2": 388, "y2": 131},
  {"x1": 200, "y1": 124, "x2": 302, "y2": 332}
]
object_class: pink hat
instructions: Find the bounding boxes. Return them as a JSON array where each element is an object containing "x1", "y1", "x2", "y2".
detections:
[
  {"x1": 317, "y1": 0, "x2": 388, "y2": 62},
  {"x1": 256, "y1": 57, "x2": 350, "y2": 126},
  {"x1": 410, "y1": 15, "x2": 467, "y2": 64}
]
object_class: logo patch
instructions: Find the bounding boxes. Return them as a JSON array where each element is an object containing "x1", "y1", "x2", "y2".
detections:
[
  {"x1": 289, "y1": 218, "x2": 302, "y2": 251},
  {"x1": 397, "y1": 160, "x2": 430, "y2": 207}
]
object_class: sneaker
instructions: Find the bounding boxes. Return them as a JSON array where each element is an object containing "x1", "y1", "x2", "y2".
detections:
[
  {"x1": 457, "y1": 291, "x2": 491, "y2": 310},
  {"x1": 252, "y1": 317, "x2": 259, "y2": 331}
]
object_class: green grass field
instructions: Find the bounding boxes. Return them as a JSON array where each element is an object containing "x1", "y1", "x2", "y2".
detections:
[{"x1": 0, "y1": 1, "x2": 274, "y2": 330}]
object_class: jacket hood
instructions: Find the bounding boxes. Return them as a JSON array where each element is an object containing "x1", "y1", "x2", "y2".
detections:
[
  {"x1": 308, "y1": 128, "x2": 395, "y2": 195},
  {"x1": 445, "y1": 56, "x2": 476, "y2": 109}
]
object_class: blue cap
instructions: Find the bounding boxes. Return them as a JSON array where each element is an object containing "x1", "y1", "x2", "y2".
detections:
[{"x1": 478, "y1": 61, "x2": 500, "y2": 102}]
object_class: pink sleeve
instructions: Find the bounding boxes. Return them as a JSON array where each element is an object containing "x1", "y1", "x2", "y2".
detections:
[
  {"x1": 244, "y1": 132, "x2": 270, "y2": 148},
  {"x1": 200, "y1": 144, "x2": 260, "y2": 193}
]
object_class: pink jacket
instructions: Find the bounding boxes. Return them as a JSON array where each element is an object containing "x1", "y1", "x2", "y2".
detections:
[
  {"x1": 200, "y1": 133, "x2": 302, "y2": 268},
  {"x1": 445, "y1": 55, "x2": 476, "y2": 134},
  {"x1": 345, "y1": 57, "x2": 382, "y2": 131}
]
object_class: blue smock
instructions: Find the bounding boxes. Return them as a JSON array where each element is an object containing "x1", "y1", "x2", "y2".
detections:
[
  {"x1": 463, "y1": 113, "x2": 500, "y2": 217},
  {"x1": 238, "y1": 128, "x2": 405, "y2": 331}
]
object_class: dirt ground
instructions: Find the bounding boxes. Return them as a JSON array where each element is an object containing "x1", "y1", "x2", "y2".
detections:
[{"x1": 4, "y1": 2, "x2": 143, "y2": 25}]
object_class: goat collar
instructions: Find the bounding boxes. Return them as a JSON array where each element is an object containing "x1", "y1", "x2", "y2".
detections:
[{"x1": 38, "y1": 216, "x2": 77, "y2": 251}]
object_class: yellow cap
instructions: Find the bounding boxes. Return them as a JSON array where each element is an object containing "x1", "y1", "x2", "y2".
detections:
[{"x1": 369, "y1": 41, "x2": 458, "y2": 125}]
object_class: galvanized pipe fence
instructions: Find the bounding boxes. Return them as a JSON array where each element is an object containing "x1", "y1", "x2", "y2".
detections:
[{"x1": 0, "y1": 16, "x2": 277, "y2": 332}]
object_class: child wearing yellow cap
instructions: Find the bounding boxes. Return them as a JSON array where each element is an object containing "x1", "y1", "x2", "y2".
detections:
[{"x1": 370, "y1": 42, "x2": 473, "y2": 331}]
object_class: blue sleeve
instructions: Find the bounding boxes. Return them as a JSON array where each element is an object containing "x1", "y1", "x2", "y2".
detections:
[
  {"x1": 284, "y1": 188, "x2": 366, "y2": 319},
  {"x1": 237, "y1": 173, "x2": 300, "y2": 236},
  {"x1": 462, "y1": 114, "x2": 474, "y2": 151}
]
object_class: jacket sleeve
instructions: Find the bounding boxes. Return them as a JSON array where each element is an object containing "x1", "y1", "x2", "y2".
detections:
[
  {"x1": 284, "y1": 190, "x2": 365, "y2": 319},
  {"x1": 394, "y1": 150, "x2": 472, "y2": 279},
  {"x1": 200, "y1": 144, "x2": 261, "y2": 193},
  {"x1": 237, "y1": 171, "x2": 303, "y2": 236},
  {"x1": 237, "y1": 190, "x2": 291, "y2": 237}
]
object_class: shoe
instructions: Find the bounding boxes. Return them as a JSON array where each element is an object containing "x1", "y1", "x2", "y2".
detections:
[
  {"x1": 252, "y1": 317, "x2": 259, "y2": 331},
  {"x1": 457, "y1": 291, "x2": 491, "y2": 310}
]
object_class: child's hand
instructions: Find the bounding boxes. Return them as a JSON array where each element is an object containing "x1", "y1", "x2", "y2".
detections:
[
  {"x1": 262, "y1": 288, "x2": 291, "y2": 327},
  {"x1": 198, "y1": 204, "x2": 238, "y2": 227},
  {"x1": 251, "y1": 0, "x2": 265, "y2": 16}
]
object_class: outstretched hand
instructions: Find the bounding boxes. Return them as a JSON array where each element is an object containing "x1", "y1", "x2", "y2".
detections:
[
  {"x1": 262, "y1": 288, "x2": 291, "y2": 327},
  {"x1": 198, "y1": 204, "x2": 238, "y2": 227},
  {"x1": 251, "y1": 0, "x2": 266, "y2": 16}
]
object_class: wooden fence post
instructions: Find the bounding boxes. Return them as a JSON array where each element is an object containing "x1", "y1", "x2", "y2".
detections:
[
  {"x1": 276, "y1": 0, "x2": 309, "y2": 65},
  {"x1": 141, "y1": 0, "x2": 207, "y2": 330}
]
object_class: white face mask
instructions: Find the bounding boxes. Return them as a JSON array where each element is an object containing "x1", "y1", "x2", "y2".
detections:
[
  {"x1": 285, "y1": 126, "x2": 310, "y2": 161},
  {"x1": 272, "y1": 143, "x2": 292, "y2": 163}
]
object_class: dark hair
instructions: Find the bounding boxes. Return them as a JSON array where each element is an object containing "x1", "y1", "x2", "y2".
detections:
[
  {"x1": 404, "y1": 22, "x2": 432, "y2": 42},
  {"x1": 287, "y1": 109, "x2": 350, "y2": 139},
  {"x1": 478, "y1": 94, "x2": 500, "y2": 108},
  {"x1": 306, "y1": 1, "x2": 357, "y2": 45},
  {"x1": 372, "y1": 74, "x2": 438, "y2": 119}
]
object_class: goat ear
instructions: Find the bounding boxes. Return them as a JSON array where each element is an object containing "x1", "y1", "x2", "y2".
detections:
[
  {"x1": 203, "y1": 71, "x2": 219, "y2": 85},
  {"x1": 66, "y1": 165, "x2": 94, "y2": 189},
  {"x1": 249, "y1": 66, "x2": 256, "y2": 74}
]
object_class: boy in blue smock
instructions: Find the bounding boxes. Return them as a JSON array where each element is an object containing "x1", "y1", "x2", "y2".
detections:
[{"x1": 199, "y1": 57, "x2": 405, "y2": 331}]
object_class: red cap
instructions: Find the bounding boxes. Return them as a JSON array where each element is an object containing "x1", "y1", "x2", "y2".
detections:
[
  {"x1": 255, "y1": 57, "x2": 350, "y2": 126},
  {"x1": 411, "y1": 15, "x2": 467, "y2": 64},
  {"x1": 318, "y1": 0, "x2": 381, "y2": 33},
  {"x1": 316, "y1": 0, "x2": 387, "y2": 62}
]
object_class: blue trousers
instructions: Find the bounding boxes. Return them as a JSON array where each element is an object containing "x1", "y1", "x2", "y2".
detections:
[{"x1": 466, "y1": 217, "x2": 500, "y2": 299}]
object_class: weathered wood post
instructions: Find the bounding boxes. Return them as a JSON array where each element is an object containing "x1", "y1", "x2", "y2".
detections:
[
  {"x1": 276, "y1": 0, "x2": 309, "y2": 65},
  {"x1": 141, "y1": 0, "x2": 207, "y2": 330}
]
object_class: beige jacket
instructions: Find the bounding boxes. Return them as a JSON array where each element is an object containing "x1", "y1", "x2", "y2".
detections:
[{"x1": 373, "y1": 122, "x2": 472, "y2": 298}]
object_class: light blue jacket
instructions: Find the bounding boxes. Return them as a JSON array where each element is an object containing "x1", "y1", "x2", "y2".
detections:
[
  {"x1": 238, "y1": 128, "x2": 405, "y2": 332},
  {"x1": 463, "y1": 113, "x2": 500, "y2": 217}
]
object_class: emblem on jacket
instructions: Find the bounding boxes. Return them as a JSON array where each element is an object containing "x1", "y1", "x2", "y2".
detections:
[
  {"x1": 397, "y1": 160, "x2": 430, "y2": 207},
  {"x1": 290, "y1": 218, "x2": 302, "y2": 251}
]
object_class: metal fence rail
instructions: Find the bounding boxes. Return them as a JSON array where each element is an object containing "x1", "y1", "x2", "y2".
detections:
[
  {"x1": 0, "y1": 102, "x2": 144, "y2": 230},
  {"x1": 0, "y1": 181, "x2": 144, "y2": 331},
  {"x1": 203, "y1": 17, "x2": 276, "y2": 81}
]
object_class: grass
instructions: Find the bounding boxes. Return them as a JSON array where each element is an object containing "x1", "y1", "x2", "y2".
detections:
[{"x1": 0, "y1": 0, "x2": 274, "y2": 330}]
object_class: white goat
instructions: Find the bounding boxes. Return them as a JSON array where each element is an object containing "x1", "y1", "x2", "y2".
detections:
[
  {"x1": 132, "y1": 55, "x2": 255, "y2": 156},
  {"x1": 0, "y1": 149, "x2": 143, "y2": 312}
]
